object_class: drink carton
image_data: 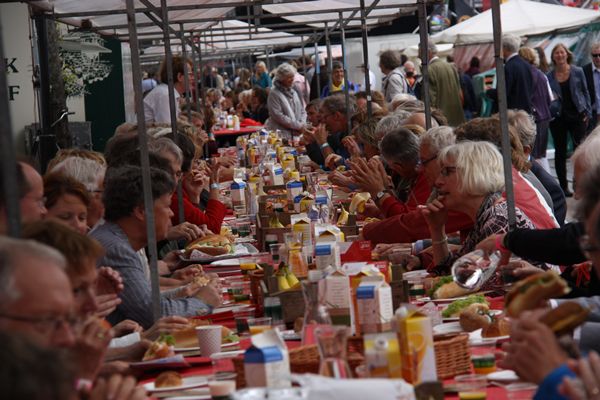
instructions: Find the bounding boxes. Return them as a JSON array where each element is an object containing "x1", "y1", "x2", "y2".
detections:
[
  {"x1": 321, "y1": 269, "x2": 355, "y2": 334},
  {"x1": 315, "y1": 242, "x2": 341, "y2": 270},
  {"x1": 395, "y1": 306, "x2": 437, "y2": 384},
  {"x1": 364, "y1": 332, "x2": 402, "y2": 378},
  {"x1": 244, "y1": 330, "x2": 291, "y2": 388},
  {"x1": 356, "y1": 276, "x2": 394, "y2": 334},
  {"x1": 231, "y1": 180, "x2": 246, "y2": 209},
  {"x1": 286, "y1": 180, "x2": 304, "y2": 205}
]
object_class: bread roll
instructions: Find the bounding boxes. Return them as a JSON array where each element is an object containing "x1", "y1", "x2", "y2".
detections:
[
  {"x1": 459, "y1": 303, "x2": 492, "y2": 332},
  {"x1": 155, "y1": 371, "x2": 183, "y2": 388},
  {"x1": 482, "y1": 314, "x2": 510, "y2": 338}
]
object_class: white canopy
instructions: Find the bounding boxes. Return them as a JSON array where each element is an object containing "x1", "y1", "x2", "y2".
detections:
[{"x1": 432, "y1": 0, "x2": 600, "y2": 44}]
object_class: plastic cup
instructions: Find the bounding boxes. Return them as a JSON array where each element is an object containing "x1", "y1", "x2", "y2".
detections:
[
  {"x1": 247, "y1": 317, "x2": 272, "y2": 335},
  {"x1": 211, "y1": 352, "x2": 239, "y2": 381},
  {"x1": 208, "y1": 380, "x2": 236, "y2": 397},
  {"x1": 233, "y1": 205, "x2": 247, "y2": 218},
  {"x1": 505, "y1": 383, "x2": 537, "y2": 400},
  {"x1": 237, "y1": 221, "x2": 252, "y2": 238},
  {"x1": 196, "y1": 325, "x2": 222, "y2": 357},
  {"x1": 455, "y1": 374, "x2": 488, "y2": 400}
]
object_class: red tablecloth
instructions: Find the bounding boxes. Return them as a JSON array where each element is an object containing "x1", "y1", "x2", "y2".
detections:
[{"x1": 213, "y1": 127, "x2": 263, "y2": 137}]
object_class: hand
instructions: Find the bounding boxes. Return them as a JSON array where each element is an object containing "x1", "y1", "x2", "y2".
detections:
[
  {"x1": 342, "y1": 135, "x2": 362, "y2": 158},
  {"x1": 111, "y1": 320, "x2": 142, "y2": 338},
  {"x1": 374, "y1": 243, "x2": 413, "y2": 258},
  {"x1": 387, "y1": 253, "x2": 422, "y2": 270},
  {"x1": 313, "y1": 123, "x2": 329, "y2": 145},
  {"x1": 361, "y1": 199, "x2": 383, "y2": 218},
  {"x1": 73, "y1": 317, "x2": 113, "y2": 379},
  {"x1": 166, "y1": 222, "x2": 203, "y2": 242},
  {"x1": 96, "y1": 267, "x2": 124, "y2": 296},
  {"x1": 499, "y1": 310, "x2": 567, "y2": 384},
  {"x1": 328, "y1": 170, "x2": 353, "y2": 188},
  {"x1": 560, "y1": 352, "x2": 600, "y2": 400},
  {"x1": 106, "y1": 340, "x2": 152, "y2": 363},
  {"x1": 498, "y1": 260, "x2": 543, "y2": 280},
  {"x1": 348, "y1": 157, "x2": 386, "y2": 197},
  {"x1": 171, "y1": 264, "x2": 204, "y2": 281},
  {"x1": 208, "y1": 161, "x2": 222, "y2": 185},
  {"x1": 475, "y1": 234, "x2": 511, "y2": 266},
  {"x1": 141, "y1": 316, "x2": 191, "y2": 341},
  {"x1": 161, "y1": 250, "x2": 185, "y2": 273},
  {"x1": 216, "y1": 155, "x2": 237, "y2": 168},
  {"x1": 419, "y1": 198, "x2": 448, "y2": 232},
  {"x1": 89, "y1": 374, "x2": 148, "y2": 400},
  {"x1": 95, "y1": 293, "x2": 122, "y2": 319},
  {"x1": 195, "y1": 284, "x2": 223, "y2": 307},
  {"x1": 324, "y1": 154, "x2": 343, "y2": 171}
]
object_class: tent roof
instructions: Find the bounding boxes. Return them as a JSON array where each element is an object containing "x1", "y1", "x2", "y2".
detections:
[{"x1": 432, "y1": 0, "x2": 600, "y2": 44}]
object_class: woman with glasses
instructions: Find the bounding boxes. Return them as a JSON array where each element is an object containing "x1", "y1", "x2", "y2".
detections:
[
  {"x1": 547, "y1": 43, "x2": 592, "y2": 197},
  {"x1": 421, "y1": 141, "x2": 536, "y2": 274}
]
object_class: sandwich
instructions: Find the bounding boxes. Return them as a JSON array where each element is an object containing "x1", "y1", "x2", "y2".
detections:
[
  {"x1": 540, "y1": 301, "x2": 589, "y2": 336},
  {"x1": 143, "y1": 334, "x2": 175, "y2": 361},
  {"x1": 429, "y1": 276, "x2": 474, "y2": 299},
  {"x1": 185, "y1": 234, "x2": 233, "y2": 257},
  {"x1": 504, "y1": 271, "x2": 570, "y2": 317},
  {"x1": 442, "y1": 294, "x2": 488, "y2": 318},
  {"x1": 154, "y1": 371, "x2": 183, "y2": 388}
]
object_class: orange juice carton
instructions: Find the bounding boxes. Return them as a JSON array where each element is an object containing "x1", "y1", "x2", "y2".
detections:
[
  {"x1": 395, "y1": 305, "x2": 437, "y2": 384},
  {"x1": 291, "y1": 214, "x2": 312, "y2": 246},
  {"x1": 363, "y1": 332, "x2": 402, "y2": 378},
  {"x1": 244, "y1": 329, "x2": 291, "y2": 388},
  {"x1": 314, "y1": 223, "x2": 344, "y2": 243},
  {"x1": 320, "y1": 268, "x2": 355, "y2": 333},
  {"x1": 356, "y1": 275, "x2": 394, "y2": 334}
]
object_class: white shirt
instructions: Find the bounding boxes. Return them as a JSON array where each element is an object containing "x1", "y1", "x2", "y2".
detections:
[{"x1": 143, "y1": 83, "x2": 180, "y2": 123}]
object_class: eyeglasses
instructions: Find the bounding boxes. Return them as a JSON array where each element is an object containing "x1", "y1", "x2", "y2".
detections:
[
  {"x1": 23, "y1": 195, "x2": 46, "y2": 209},
  {"x1": 417, "y1": 154, "x2": 438, "y2": 168},
  {"x1": 440, "y1": 166, "x2": 457, "y2": 177},
  {"x1": 579, "y1": 234, "x2": 600, "y2": 259},
  {"x1": 592, "y1": 54, "x2": 600, "y2": 58},
  {"x1": 0, "y1": 313, "x2": 80, "y2": 335}
]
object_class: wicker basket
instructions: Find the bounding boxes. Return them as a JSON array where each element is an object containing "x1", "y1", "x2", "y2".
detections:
[
  {"x1": 232, "y1": 336, "x2": 365, "y2": 388},
  {"x1": 433, "y1": 333, "x2": 471, "y2": 379}
]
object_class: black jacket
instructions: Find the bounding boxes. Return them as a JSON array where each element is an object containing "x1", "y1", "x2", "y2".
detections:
[
  {"x1": 530, "y1": 160, "x2": 566, "y2": 226},
  {"x1": 505, "y1": 54, "x2": 533, "y2": 113},
  {"x1": 583, "y1": 63, "x2": 597, "y2": 114}
]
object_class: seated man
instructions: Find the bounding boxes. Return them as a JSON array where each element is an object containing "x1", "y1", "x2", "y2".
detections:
[
  {"x1": 90, "y1": 165, "x2": 221, "y2": 329},
  {"x1": 0, "y1": 161, "x2": 47, "y2": 233},
  {"x1": 0, "y1": 237, "x2": 75, "y2": 348},
  {"x1": 304, "y1": 94, "x2": 356, "y2": 168}
]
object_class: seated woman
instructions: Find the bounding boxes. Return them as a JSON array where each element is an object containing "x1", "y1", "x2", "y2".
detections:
[
  {"x1": 421, "y1": 141, "x2": 536, "y2": 274},
  {"x1": 43, "y1": 172, "x2": 90, "y2": 235},
  {"x1": 251, "y1": 86, "x2": 269, "y2": 124}
]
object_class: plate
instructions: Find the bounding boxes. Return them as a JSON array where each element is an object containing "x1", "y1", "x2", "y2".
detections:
[
  {"x1": 174, "y1": 341, "x2": 240, "y2": 352},
  {"x1": 469, "y1": 329, "x2": 509, "y2": 346},
  {"x1": 441, "y1": 309, "x2": 502, "y2": 321},
  {"x1": 488, "y1": 370, "x2": 519, "y2": 382},
  {"x1": 433, "y1": 322, "x2": 463, "y2": 335},
  {"x1": 130, "y1": 355, "x2": 189, "y2": 371},
  {"x1": 143, "y1": 376, "x2": 209, "y2": 393}
]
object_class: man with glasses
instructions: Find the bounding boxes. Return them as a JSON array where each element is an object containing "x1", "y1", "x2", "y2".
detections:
[
  {"x1": 0, "y1": 162, "x2": 47, "y2": 234},
  {"x1": 583, "y1": 42, "x2": 600, "y2": 131},
  {"x1": 0, "y1": 237, "x2": 76, "y2": 348}
]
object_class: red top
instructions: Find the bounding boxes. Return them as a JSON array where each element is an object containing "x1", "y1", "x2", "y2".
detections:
[
  {"x1": 170, "y1": 189, "x2": 227, "y2": 234},
  {"x1": 212, "y1": 126, "x2": 263, "y2": 137},
  {"x1": 378, "y1": 171, "x2": 432, "y2": 218},
  {"x1": 511, "y1": 167, "x2": 558, "y2": 230}
]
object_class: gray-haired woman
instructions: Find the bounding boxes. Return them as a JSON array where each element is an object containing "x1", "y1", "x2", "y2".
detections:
[{"x1": 265, "y1": 63, "x2": 308, "y2": 140}]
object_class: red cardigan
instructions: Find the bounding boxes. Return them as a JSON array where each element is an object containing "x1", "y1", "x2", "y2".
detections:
[
  {"x1": 378, "y1": 171, "x2": 432, "y2": 218},
  {"x1": 170, "y1": 189, "x2": 227, "y2": 234}
]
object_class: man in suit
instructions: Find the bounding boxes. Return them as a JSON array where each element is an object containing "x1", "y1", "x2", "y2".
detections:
[
  {"x1": 583, "y1": 42, "x2": 600, "y2": 131},
  {"x1": 502, "y1": 34, "x2": 533, "y2": 113}
]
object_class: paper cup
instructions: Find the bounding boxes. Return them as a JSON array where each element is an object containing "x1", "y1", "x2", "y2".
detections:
[{"x1": 196, "y1": 325, "x2": 222, "y2": 357}]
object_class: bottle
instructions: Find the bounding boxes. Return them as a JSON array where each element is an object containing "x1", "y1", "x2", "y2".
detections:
[
  {"x1": 301, "y1": 271, "x2": 331, "y2": 346},
  {"x1": 233, "y1": 114, "x2": 240, "y2": 130},
  {"x1": 315, "y1": 325, "x2": 352, "y2": 378}
]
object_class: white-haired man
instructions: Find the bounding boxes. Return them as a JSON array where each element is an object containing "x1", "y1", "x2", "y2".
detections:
[{"x1": 502, "y1": 34, "x2": 533, "y2": 113}]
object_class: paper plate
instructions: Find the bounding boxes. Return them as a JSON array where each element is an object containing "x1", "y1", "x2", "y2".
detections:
[
  {"x1": 143, "y1": 376, "x2": 209, "y2": 393},
  {"x1": 487, "y1": 370, "x2": 519, "y2": 382},
  {"x1": 433, "y1": 322, "x2": 463, "y2": 335},
  {"x1": 469, "y1": 328, "x2": 509, "y2": 346}
]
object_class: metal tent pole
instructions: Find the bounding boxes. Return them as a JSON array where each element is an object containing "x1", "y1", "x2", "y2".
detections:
[
  {"x1": 418, "y1": 0, "x2": 432, "y2": 130},
  {"x1": 190, "y1": 33, "x2": 202, "y2": 113},
  {"x1": 0, "y1": 17, "x2": 21, "y2": 237},
  {"x1": 160, "y1": 0, "x2": 178, "y2": 136},
  {"x1": 491, "y1": 0, "x2": 516, "y2": 228},
  {"x1": 359, "y1": 0, "x2": 372, "y2": 117},
  {"x1": 125, "y1": 0, "x2": 162, "y2": 322},
  {"x1": 177, "y1": 23, "x2": 190, "y2": 225},
  {"x1": 339, "y1": 12, "x2": 351, "y2": 136},
  {"x1": 314, "y1": 40, "x2": 321, "y2": 98},
  {"x1": 325, "y1": 22, "x2": 333, "y2": 91},
  {"x1": 301, "y1": 35, "x2": 309, "y2": 104}
]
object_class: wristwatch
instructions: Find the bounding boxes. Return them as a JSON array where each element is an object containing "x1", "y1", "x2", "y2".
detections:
[{"x1": 375, "y1": 190, "x2": 387, "y2": 201}]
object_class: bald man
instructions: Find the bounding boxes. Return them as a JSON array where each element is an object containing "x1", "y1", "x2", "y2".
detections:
[{"x1": 0, "y1": 162, "x2": 47, "y2": 233}]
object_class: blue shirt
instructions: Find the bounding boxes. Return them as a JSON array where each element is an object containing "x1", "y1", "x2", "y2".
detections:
[{"x1": 534, "y1": 364, "x2": 576, "y2": 400}]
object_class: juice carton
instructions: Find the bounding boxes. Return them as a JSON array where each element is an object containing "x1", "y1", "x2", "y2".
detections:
[
  {"x1": 315, "y1": 242, "x2": 341, "y2": 270},
  {"x1": 395, "y1": 306, "x2": 437, "y2": 384},
  {"x1": 356, "y1": 276, "x2": 394, "y2": 334},
  {"x1": 314, "y1": 223, "x2": 344, "y2": 243},
  {"x1": 291, "y1": 214, "x2": 312, "y2": 246},
  {"x1": 286, "y1": 180, "x2": 304, "y2": 205},
  {"x1": 244, "y1": 329, "x2": 291, "y2": 388},
  {"x1": 364, "y1": 332, "x2": 402, "y2": 378},
  {"x1": 320, "y1": 269, "x2": 355, "y2": 334},
  {"x1": 231, "y1": 180, "x2": 246, "y2": 209}
]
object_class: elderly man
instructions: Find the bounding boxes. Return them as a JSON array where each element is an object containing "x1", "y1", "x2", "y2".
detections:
[
  {"x1": 90, "y1": 165, "x2": 221, "y2": 329},
  {"x1": 0, "y1": 162, "x2": 47, "y2": 233},
  {"x1": 321, "y1": 61, "x2": 358, "y2": 98},
  {"x1": 427, "y1": 43, "x2": 465, "y2": 127},
  {"x1": 502, "y1": 34, "x2": 533, "y2": 113},
  {"x1": 584, "y1": 42, "x2": 600, "y2": 130},
  {"x1": 305, "y1": 94, "x2": 356, "y2": 168},
  {"x1": 379, "y1": 50, "x2": 408, "y2": 103},
  {"x1": 0, "y1": 237, "x2": 76, "y2": 348}
]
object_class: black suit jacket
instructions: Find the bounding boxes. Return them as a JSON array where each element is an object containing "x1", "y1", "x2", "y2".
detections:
[
  {"x1": 531, "y1": 160, "x2": 566, "y2": 227},
  {"x1": 504, "y1": 54, "x2": 533, "y2": 113},
  {"x1": 584, "y1": 63, "x2": 597, "y2": 111}
]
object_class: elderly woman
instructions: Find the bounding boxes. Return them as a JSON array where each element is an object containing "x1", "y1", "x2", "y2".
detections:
[
  {"x1": 265, "y1": 63, "x2": 307, "y2": 140},
  {"x1": 422, "y1": 141, "x2": 535, "y2": 273},
  {"x1": 547, "y1": 43, "x2": 592, "y2": 196},
  {"x1": 51, "y1": 156, "x2": 106, "y2": 229},
  {"x1": 43, "y1": 172, "x2": 91, "y2": 235}
]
